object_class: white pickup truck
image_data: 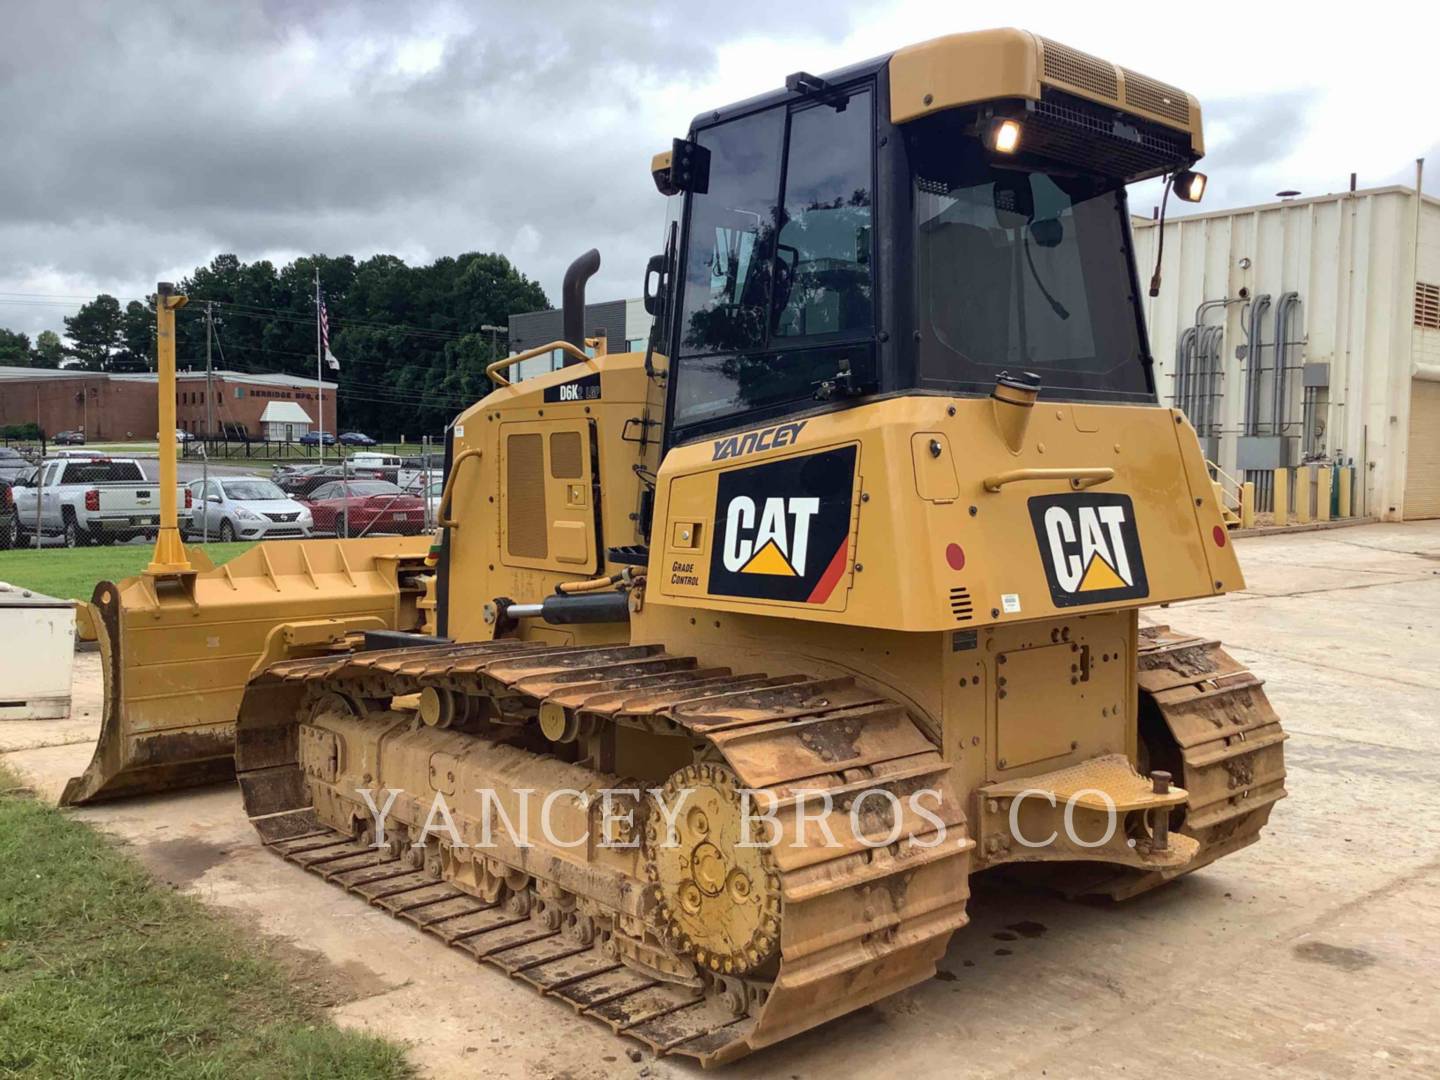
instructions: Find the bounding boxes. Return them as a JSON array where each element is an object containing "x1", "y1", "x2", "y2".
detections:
[{"x1": 10, "y1": 457, "x2": 191, "y2": 547}]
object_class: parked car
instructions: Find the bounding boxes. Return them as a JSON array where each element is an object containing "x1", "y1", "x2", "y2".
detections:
[
  {"x1": 339, "y1": 432, "x2": 376, "y2": 447},
  {"x1": 0, "y1": 482, "x2": 16, "y2": 550},
  {"x1": 175, "y1": 428, "x2": 195, "y2": 442},
  {"x1": 274, "y1": 467, "x2": 349, "y2": 499},
  {"x1": 9, "y1": 457, "x2": 191, "y2": 547},
  {"x1": 52, "y1": 430, "x2": 85, "y2": 446},
  {"x1": 0, "y1": 446, "x2": 33, "y2": 486},
  {"x1": 347, "y1": 452, "x2": 403, "y2": 482},
  {"x1": 298, "y1": 431, "x2": 337, "y2": 447},
  {"x1": 185, "y1": 476, "x2": 312, "y2": 542},
  {"x1": 418, "y1": 477, "x2": 444, "y2": 522},
  {"x1": 301, "y1": 480, "x2": 425, "y2": 536},
  {"x1": 399, "y1": 452, "x2": 446, "y2": 492}
]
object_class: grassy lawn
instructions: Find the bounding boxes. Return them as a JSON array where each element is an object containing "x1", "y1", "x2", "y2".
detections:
[
  {"x1": 0, "y1": 765, "x2": 411, "y2": 1078},
  {"x1": 0, "y1": 543, "x2": 255, "y2": 602}
]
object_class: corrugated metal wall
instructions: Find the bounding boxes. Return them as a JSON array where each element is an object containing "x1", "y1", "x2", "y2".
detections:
[{"x1": 1134, "y1": 185, "x2": 1440, "y2": 521}]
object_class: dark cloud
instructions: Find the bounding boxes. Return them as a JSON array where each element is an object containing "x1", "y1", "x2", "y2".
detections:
[
  {"x1": 1128, "y1": 89, "x2": 1316, "y2": 215},
  {"x1": 0, "y1": 0, "x2": 860, "y2": 336}
]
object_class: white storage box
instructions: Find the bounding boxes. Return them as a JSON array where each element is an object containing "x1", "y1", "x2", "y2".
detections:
[{"x1": 0, "y1": 582, "x2": 76, "y2": 720}]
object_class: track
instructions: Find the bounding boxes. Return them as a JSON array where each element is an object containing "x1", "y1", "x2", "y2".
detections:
[
  {"x1": 234, "y1": 640, "x2": 974, "y2": 1066},
  {"x1": 1077, "y1": 623, "x2": 1289, "y2": 900}
]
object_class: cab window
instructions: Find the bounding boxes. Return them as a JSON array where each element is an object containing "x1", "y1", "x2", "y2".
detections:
[{"x1": 671, "y1": 86, "x2": 876, "y2": 441}]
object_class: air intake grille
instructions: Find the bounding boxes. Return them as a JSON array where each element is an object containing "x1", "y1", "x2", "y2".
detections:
[
  {"x1": 1041, "y1": 38, "x2": 1118, "y2": 100},
  {"x1": 506, "y1": 433, "x2": 548, "y2": 558},
  {"x1": 1416, "y1": 282, "x2": 1440, "y2": 330},
  {"x1": 1122, "y1": 69, "x2": 1190, "y2": 125},
  {"x1": 1029, "y1": 93, "x2": 1191, "y2": 179},
  {"x1": 949, "y1": 587, "x2": 974, "y2": 622},
  {"x1": 550, "y1": 430, "x2": 583, "y2": 478}
]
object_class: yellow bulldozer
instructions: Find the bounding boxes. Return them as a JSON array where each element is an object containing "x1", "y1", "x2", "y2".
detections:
[{"x1": 64, "y1": 28, "x2": 1286, "y2": 1065}]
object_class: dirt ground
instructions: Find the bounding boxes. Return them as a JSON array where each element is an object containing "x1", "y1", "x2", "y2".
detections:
[{"x1": 3, "y1": 520, "x2": 1438, "y2": 1079}]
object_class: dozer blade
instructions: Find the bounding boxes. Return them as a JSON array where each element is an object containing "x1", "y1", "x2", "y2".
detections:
[{"x1": 60, "y1": 536, "x2": 430, "y2": 806}]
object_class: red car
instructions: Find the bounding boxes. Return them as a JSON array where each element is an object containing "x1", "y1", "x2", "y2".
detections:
[{"x1": 301, "y1": 479, "x2": 426, "y2": 536}]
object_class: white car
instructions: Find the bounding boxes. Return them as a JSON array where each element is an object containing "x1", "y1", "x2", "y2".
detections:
[{"x1": 186, "y1": 476, "x2": 313, "y2": 542}]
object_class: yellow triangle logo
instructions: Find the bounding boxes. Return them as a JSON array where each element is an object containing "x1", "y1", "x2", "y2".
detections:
[
  {"x1": 1078, "y1": 553, "x2": 1128, "y2": 592},
  {"x1": 740, "y1": 539, "x2": 797, "y2": 576}
]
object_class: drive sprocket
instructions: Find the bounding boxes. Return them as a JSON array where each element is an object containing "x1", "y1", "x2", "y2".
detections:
[{"x1": 644, "y1": 763, "x2": 782, "y2": 977}]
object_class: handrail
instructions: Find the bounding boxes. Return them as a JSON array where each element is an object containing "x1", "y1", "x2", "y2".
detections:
[
  {"x1": 982, "y1": 467, "x2": 1115, "y2": 492},
  {"x1": 485, "y1": 340, "x2": 595, "y2": 387},
  {"x1": 1207, "y1": 458, "x2": 1244, "y2": 495},
  {"x1": 437, "y1": 447, "x2": 483, "y2": 528},
  {"x1": 1206, "y1": 459, "x2": 1245, "y2": 514}
]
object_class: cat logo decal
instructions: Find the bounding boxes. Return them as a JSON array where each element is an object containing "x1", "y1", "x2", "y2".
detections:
[
  {"x1": 709, "y1": 446, "x2": 856, "y2": 605},
  {"x1": 1029, "y1": 493, "x2": 1149, "y2": 607}
]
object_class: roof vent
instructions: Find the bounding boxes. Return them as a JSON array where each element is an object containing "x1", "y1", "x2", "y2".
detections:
[
  {"x1": 1122, "y1": 69, "x2": 1190, "y2": 125},
  {"x1": 1040, "y1": 38, "x2": 1118, "y2": 100}
]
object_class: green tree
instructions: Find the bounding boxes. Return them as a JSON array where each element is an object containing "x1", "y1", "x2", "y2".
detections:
[
  {"x1": 0, "y1": 328, "x2": 32, "y2": 366},
  {"x1": 32, "y1": 330, "x2": 64, "y2": 369},
  {"x1": 114, "y1": 299, "x2": 156, "y2": 372},
  {"x1": 59, "y1": 249, "x2": 551, "y2": 437},
  {"x1": 63, "y1": 294, "x2": 124, "y2": 371}
]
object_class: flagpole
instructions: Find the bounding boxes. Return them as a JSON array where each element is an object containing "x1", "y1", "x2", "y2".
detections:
[{"x1": 315, "y1": 266, "x2": 323, "y2": 463}]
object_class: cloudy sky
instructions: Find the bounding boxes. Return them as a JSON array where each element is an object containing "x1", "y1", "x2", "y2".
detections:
[{"x1": 2, "y1": 0, "x2": 1435, "y2": 340}]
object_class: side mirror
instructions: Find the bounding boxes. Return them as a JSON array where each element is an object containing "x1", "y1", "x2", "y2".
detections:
[
  {"x1": 207, "y1": 495, "x2": 222, "y2": 504},
  {"x1": 643, "y1": 253, "x2": 667, "y2": 316}
]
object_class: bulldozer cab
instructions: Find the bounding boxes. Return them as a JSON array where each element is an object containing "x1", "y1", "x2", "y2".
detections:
[{"x1": 651, "y1": 28, "x2": 1203, "y2": 450}]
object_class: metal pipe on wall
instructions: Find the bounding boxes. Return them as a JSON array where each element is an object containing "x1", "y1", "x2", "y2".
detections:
[
  {"x1": 1244, "y1": 294, "x2": 1272, "y2": 435},
  {"x1": 1271, "y1": 292, "x2": 1300, "y2": 434}
]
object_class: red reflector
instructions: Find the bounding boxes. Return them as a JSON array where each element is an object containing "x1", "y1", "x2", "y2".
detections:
[
  {"x1": 184, "y1": 489, "x2": 193, "y2": 508},
  {"x1": 945, "y1": 542, "x2": 966, "y2": 571},
  {"x1": 1212, "y1": 525, "x2": 1227, "y2": 547}
]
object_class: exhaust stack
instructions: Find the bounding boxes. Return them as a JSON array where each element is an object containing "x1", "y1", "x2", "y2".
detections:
[{"x1": 561, "y1": 249, "x2": 601, "y2": 362}]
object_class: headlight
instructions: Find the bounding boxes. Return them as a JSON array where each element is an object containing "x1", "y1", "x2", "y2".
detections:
[{"x1": 236, "y1": 507, "x2": 260, "y2": 520}]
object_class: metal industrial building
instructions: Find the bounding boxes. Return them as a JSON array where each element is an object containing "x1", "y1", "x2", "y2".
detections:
[
  {"x1": 506, "y1": 298, "x2": 651, "y2": 382},
  {"x1": 1134, "y1": 178, "x2": 1440, "y2": 520}
]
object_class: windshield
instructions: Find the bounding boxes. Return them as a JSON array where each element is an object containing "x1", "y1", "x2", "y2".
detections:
[
  {"x1": 907, "y1": 121, "x2": 1150, "y2": 399},
  {"x1": 222, "y1": 480, "x2": 285, "y2": 500}
]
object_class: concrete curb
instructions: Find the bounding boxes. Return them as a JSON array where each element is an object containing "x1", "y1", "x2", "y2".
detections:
[{"x1": 1232, "y1": 516, "x2": 1377, "y2": 539}]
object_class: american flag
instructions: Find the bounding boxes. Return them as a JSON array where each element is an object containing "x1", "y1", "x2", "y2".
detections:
[{"x1": 320, "y1": 294, "x2": 340, "y2": 370}]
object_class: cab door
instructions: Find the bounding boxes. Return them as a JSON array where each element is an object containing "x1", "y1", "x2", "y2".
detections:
[{"x1": 499, "y1": 420, "x2": 600, "y2": 574}]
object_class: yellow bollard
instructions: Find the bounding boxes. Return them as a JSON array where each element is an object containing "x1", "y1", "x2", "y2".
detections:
[
  {"x1": 1273, "y1": 468, "x2": 1289, "y2": 526},
  {"x1": 1338, "y1": 467, "x2": 1353, "y2": 518},
  {"x1": 1316, "y1": 468, "x2": 1333, "y2": 522},
  {"x1": 1294, "y1": 467, "x2": 1312, "y2": 523},
  {"x1": 1240, "y1": 482, "x2": 1256, "y2": 529}
]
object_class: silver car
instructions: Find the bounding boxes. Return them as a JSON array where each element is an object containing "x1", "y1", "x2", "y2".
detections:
[{"x1": 186, "y1": 476, "x2": 313, "y2": 542}]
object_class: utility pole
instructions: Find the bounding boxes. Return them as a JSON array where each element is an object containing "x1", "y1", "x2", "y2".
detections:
[
  {"x1": 315, "y1": 266, "x2": 324, "y2": 463},
  {"x1": 33, "y1": 387, "x2": 42, "y2": 546},
  {"x1": 481, "y1": 324, "x2": 507, "y2": 367},
  {"x1": 202, "y1": 302, "x2": 214, "y2": 542}
]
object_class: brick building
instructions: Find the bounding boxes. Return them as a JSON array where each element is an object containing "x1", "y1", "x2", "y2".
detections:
[{"x1": 0, "y1": 367, "x2": 336, "y2": 441}]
